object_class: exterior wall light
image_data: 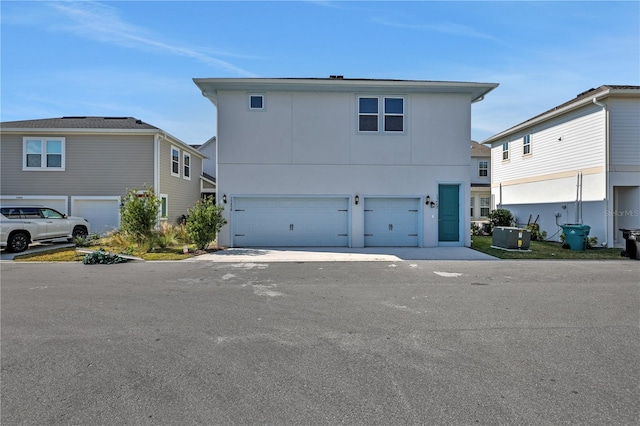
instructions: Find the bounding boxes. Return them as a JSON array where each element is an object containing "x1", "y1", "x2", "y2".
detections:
[
  {"x1": 222, "y1": 194, "x2": 227, "y2": 204},
  {"x1": 355, "y1": 195, "x2": 359, "y2": 205},
  {"x1": 426, "y1": 195, "x2": 431, "y2": 205}
]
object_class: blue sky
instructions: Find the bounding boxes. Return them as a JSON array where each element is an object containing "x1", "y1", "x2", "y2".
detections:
[{"x1": 1, "y1": 1, "x2": 638, "y2": 144}]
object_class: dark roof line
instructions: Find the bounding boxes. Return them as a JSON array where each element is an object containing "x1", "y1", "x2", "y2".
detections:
[{"x1": 0, "y1": 116, "x2": 158, "y2": 130}]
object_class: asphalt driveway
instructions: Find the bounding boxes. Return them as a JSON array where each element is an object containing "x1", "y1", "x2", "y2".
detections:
[{"x1": 1, "y1": 260, "x2": 639, "y2": 425}]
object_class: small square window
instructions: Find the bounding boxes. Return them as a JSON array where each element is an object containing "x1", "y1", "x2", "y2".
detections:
[{"x1": 249, "y1": 95, "x2": 264, "y2": 110}]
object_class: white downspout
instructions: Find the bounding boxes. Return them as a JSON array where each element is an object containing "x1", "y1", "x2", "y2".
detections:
[{"x1": 593, "y1": 97, "x2": 609, "y2": 246}]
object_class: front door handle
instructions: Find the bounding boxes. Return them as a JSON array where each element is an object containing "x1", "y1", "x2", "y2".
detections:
[{"x1": 389, "y1": 224, "x2": 393, "y2": 231}]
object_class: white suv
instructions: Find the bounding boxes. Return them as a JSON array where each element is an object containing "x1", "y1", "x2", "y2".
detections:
[{"x1": 0, "y1": 206, "x2": 90, "y2": 253}]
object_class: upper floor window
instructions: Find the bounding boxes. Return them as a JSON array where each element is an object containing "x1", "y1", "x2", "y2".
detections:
[
  {"x1": 23, "y1": 137, "x2": 65, "y2": 171},
  {"x1": 523, "y1": 134, "x2": 531, "y2": 155},
  {"x1": 249, "y1": 94, "x2": 264, "y2": 110},
  {"x1": 358, "y1": 96, "x2": 405, "y2": 133},
  {"x1": 478, "y1": 161, "x2": 488, "y2": 177},
  {"x1": 183, "y1": 152, "x2": 191, "y2": 180},
  {"x1": 171, "y1": 146, "x2": 180, "y2": 177},
  {"x1": 384, "y1": 98, "x2": 404, "y2": 132},
  {"x1": 358, "y1": 97, "x2": 378, "y2": 132},
  {"x1": 502, "y1": 142, "x2": 509, "y2": 160}
]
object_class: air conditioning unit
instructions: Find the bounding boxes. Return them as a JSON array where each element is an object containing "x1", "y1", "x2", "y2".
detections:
[{"x1": 492, "y1": 226, "x2": 531, "y2": 250}]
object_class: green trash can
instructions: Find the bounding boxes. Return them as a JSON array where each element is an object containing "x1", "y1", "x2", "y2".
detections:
[{"x1": 560, "y1": 224, "x2": 591, "y2": 251}]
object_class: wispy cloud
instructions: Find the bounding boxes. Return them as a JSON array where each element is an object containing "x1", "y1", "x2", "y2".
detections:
[
  {"x1": 371, "y1": 17, "x2": 499, "y2": 42},
  {"x1": 47, "y1": 1, "x2": 258, "y2": 77}
]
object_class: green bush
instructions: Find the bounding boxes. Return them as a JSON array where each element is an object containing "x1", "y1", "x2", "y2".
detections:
[
  {"x1": 487, "y1": 209, "x2": 514, "y2": 231},
  {"x1": 186, "y1": 198, "x2": 227, "y2": 250},
  {"x1": 120, "y1": 186, "x2": 159, "y2": 246},
  {"x1": 526, "y1": 223, "x2": 547, "y2": 241},
  {"x1": 82, "y1": 249, "x2": 128, "y2": 265}
]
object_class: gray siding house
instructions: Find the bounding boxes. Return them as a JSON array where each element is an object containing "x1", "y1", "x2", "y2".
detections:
[{"x1": 0, "y1": 117, "x2": 205, "y2": 234}]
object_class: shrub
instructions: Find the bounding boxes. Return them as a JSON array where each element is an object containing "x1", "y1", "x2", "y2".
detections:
[
  {"x1": 487, "y1": 209, "x2": 514, "y2": 231},
  {"x1": 186, "y1": 198, "x2": 227, "y2": 250},
  {"x1": 120, "y1": 186, "x2": 159, "y2": 246},
  {"x1": 153, "y1": 222, "x2": 179, "y2": 249},
  {"x1": 526, "y1": 223, "x2": 547, "y2": 241}
]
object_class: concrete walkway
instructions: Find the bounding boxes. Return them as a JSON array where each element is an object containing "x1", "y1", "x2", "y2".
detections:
[{"x1": 189, "y1": 246, "x2": 497, "y2": 262}]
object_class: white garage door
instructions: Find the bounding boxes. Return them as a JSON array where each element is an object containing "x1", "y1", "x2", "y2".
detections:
[
  {"x1": 233, "y1": 197, "x2": 349, "y2": 247},
  {"x1": 0, "y1": 196, "x2": 68, "y2": 214},
  {"x1": 72, "y1": 197, "x2": 120, "y2": 235},
  {"x1": 364, "y1": 198, "x2": 420, "y2": 247}
]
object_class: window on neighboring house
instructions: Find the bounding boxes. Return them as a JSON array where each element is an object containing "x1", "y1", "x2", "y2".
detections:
[
  {"x1": 384, "y1": 97, "x2": 404, "y2": 132},
  {"x1": 249, "y1": 94, "x2": 264, "y2": 110},
  {"x1": 358, "y1": 97, "x2": 378, "y2": 132},
  {"x1": 502, "y1": 142, "x2": 509, "y2": 160},
  {"x1": 183, "y1": 152, "x2": 191, "y2": 180},
  {"x1": 23, "y1": 137, "x2": 65, "y2": 171},
  {"x1": 523, "y1": 134, "x2": 531, "y2": 155},
  {"x1": 171, "y1": 146, "x2": 180, "y2": 177},
  {"x1": 160, "y1": 194, "x2": 168, "y2": 219},
  {"x1": 479, "y1": 161, "x2": 488, "y2": 177},
  {"x1": 480, "y1": 197, "x2": 490, "y2": 217},
  {"x1": 470, "y1": 196, "x2": 475, "y2": 217}
]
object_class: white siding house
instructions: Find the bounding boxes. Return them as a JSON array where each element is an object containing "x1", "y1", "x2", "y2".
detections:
[
  {"x1": 483, "y1": 86, "x2": 640, "y2": 248},
  {"x1": 193, "y1": 77, "x2": 498, "y2": 248}
]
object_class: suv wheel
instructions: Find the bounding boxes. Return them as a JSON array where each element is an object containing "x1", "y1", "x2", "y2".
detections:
[
  {"x1": 72, "y1": 226, "x2": 88, "y2": 239},
  {"x1": 7, "y1": 232, "x2": 29, "y2": 253}
]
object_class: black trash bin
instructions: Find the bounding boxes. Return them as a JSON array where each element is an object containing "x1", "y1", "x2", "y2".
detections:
[{"x1": 619, "y1": 228, "x2": 640, "y2": 260}]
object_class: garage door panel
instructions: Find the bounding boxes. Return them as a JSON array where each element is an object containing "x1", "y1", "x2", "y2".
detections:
[
  {"x1": 233, "y1": 197, "x2": 348, "y2": 247},
  {"x1": 364, "y1": 198, "x2": 419, "y2": 247},
  {"x1": 73, "y1": 199, "x2": 120, "y2": 235}
]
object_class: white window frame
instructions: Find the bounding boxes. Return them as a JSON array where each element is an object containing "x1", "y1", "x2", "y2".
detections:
[
  {"x1": 478, "y1": 161, "x2": 488, "y2": 177},
  {"x1": 248, "y1": 94, "x2": 265, "y2": 111},
  {"x1": 502, "y1": 142, "x2": 509, "y2": 161},
  {"x1": 480, "y1": 197, "x2": 491, "y2": 217},
  {"x1": 159, "y1": 194, "x2": 168, "y2": 220},
  {"x1": 358, "y1": 96, "x2": 379, "y2": 132},
  {"x1": 523, "y1": 134, "x2": 531, "y2": 155},
  {"x1": 383, "y1": 97, "x2": 405, "y2": 133},
  {"x1": 358, "y1": 96, "x2": 405, "y2": 134},
  {"x1": 171, "y1": 145, "x2": 180, "y2": 177},
  {"x1": 183, "y1": 152, "x2": 191, "y2": 180},
  {"x1": 22, "y1": 137, "x2": 65, "y2": 171},
  {"x1": 470, "y1": 196, "x2": 475, "y2": 217}
]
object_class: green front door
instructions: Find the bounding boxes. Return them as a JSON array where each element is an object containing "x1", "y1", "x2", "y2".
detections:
[{"x1": 438, "y1": 184, "x2": 460, "y2": 242}]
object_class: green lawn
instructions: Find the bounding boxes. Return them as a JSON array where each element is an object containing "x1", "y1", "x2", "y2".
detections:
[{"x1": 471, "y1": 235, "x2": 627, "y2": 259}]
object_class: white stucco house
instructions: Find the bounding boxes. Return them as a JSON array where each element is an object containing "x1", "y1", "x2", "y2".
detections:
[
  {"x1": 483, "y1": 85, "x2": 640, "y2": 248},
  {"x1": 193, "y1": 77, "x2": 498, "y2": 248}
]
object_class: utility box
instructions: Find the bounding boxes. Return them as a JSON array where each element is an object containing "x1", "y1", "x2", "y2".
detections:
[{"x1": 492, "y1": 227, "x2": 531, "y2": 250}]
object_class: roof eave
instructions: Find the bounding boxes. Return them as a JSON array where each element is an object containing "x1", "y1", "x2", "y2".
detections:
[
  {"x1": 481, "y1": 89, "x2": 611, "y2": 146},
  {"x1": 193, "y1": 78, "x2": 498, "y2": 103}
]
